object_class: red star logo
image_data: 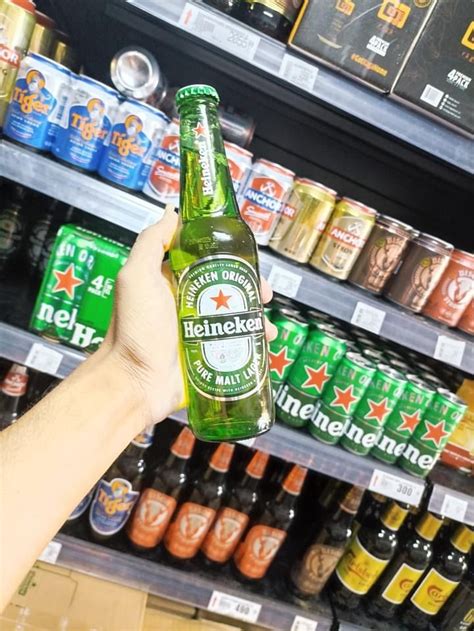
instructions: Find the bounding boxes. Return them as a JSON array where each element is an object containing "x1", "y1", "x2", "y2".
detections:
[
  {"x1": 193, "y1": 122, "x2": 206, "y2": 137},
  {"x1": 52, "y1": 264, "x2": 84, "y2": 299},
  {"x1": 210, "y1": 289, "x2": 231, "y2": 310},
  {"x1": 421, "y1": 420, "x2": 450, "y2": 447},
  {"x1": 398, "y1": 409, "x2": 422, "y2": 433},
  {"x1": 302, "y1": 364, "x2": 331, "y2": 393},
  {"x1": 269, "y1": 347, "x2": 292, "y2": 378},
  {"x1": 332, "y1": 385, "x2": 358, "y2": 414},
  {"x1": 366, "y1": 398, "x2": 392, "y2": 424}
]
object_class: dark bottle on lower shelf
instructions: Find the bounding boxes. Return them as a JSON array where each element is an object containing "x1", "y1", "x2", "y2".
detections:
[
  {"x1": 436, "y1": 555, "x2": 473, "y2": 631},
  {"x1": 202, "y1": 0, "x2": 241, "y2": 15},
  {"x1": 0, "y1": 363, "x2": 29, "y2": 431},
  {"x1": 238, "y1": 0, "x2": 303, "y2": 42},
  {"x1": 0, "y1": 184, "x2": 28, "y2": 277},
  {"x1": 365, "y1": 511, "x2": 444, "y2": 620}
]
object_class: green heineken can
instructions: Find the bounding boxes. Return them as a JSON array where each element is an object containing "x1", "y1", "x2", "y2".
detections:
[
  {"x1": 384, "y1": 348, "x2": 406, "y2": 363},
  {"x1": 371, "y1": 374, "x2": 435, "y2": 465},
  {"x1": 305, "y1": 308, "x2": 332, "y2": 325},
  {"x1": 269, "y1": 308, "x2": 309, "y2": 391},
  {"x1": 271, "y1": 295, "x2": 296, "y2": 313},
  {"x1": 389, "y1": 357, "x2": 413, "y2": 374},
  {"x1": 275, "y1": 323, "x2": 346, "y2": 429},
  {"x1": 361, "y1": 348, "x2": 386, "y2": 365},
  {"x1": 309, "y1": 352, "x2": 375, "y2": 445},
  {"x1": 264, "y1": 306, "x2": 273, "y2": 319},
  {"x1": 398, "y1": 389, "x2": 467, "y2": 478},
  {"x1": 420, "y1": 372, "x2": 446, "y2": 391},
  {"x1": 30, "y1": 224, "x2": 129, "y2": 352},
  {"x1": 340, "y1": 364, "x2": 406, "y2": 456}
]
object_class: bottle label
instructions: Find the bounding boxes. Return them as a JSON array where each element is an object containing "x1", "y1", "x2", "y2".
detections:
[
  {"x1": 234, "y1": 525, "x2": 286, "y2": 579},
  {"x1": 381, "y1": 562, "x2": 425, "y2": 605},
  {"x1": 178, "y1": 256, "x2": 268, "y2": 401},
  {"x1": 282, "y1": 465, "x2": 307, "y2": 495},
  {"x1": 171, "y1": 427, "x2": 196, "y2": 458},
  {"x1": 67, "y1": 487, "x2": 95, "y2": 521},
  {"x1": 415, "y1": 513, "x2": 443, "y2": 542},
  {"x1": 89, "y1": 478, "x2": 139, "y2": 536},
  {"x1": 1, "y1": 367, "x2": 28, "y2": 397},
  {"x1": 127, "y1": 488, "x2": 177, "y2": 549},
  {"x1": 450, "y1": 526, "x2": 473, "y2": 554},
  {"x1": 335, "y1": 535, "x2": 390, "y2": 595},
  {"x1": 381, "y1": 503, "x2": 408, "y2": 531},
  {"x1": 292, "y1": 543, "x2": 345, "y2": 596},
  {"x1": 410, "y1": 568, "x2": 459, "y2": 616},
  {"x1": 131, "y1": 424, "x2": 155, "y2": 448},
  {"x1": 209, "y1": 443, "x2": 235, "y2": 473},
  {"x1": 246, "y1": 451, "x2": 270, "y2": 479},
  {"x1": 201, "y1": 507, "x2": 249, "y2": 563},
  {"x1": 164, "y1": 502, "x2": 216, "y2": 559}
]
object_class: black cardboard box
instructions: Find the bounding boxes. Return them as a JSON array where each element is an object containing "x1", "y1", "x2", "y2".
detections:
[
  {"x1": 289, "y1": 0, "x2": 437, "y2": 92},
  {"x1": 393, "y1": 0, "x2": 474, "y2": 136}
]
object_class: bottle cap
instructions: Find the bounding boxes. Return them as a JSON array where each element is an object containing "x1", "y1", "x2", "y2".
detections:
[
  {"x1": 282, "y1": 465, "x2": 307, "y2": 496},
  {"x1": 209, "y1": 443, "x2": 235, "y2": 473},
  {"x1": 245, "y1": 451, "x2": 270, "y2": 480},
  {"x1": 176, "y1": 84, "x2": 220, "y2": 108}
]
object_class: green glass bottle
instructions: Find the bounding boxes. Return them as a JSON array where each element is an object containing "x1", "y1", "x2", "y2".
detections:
[{"x1": 170, "y1": 84, "x2": 274, "y2": 442}]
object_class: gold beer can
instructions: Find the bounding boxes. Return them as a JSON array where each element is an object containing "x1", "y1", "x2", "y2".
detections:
[
  {"x1": 28, "y1": 10, "x2": 57, "y2": 57},
  {"x1": 0, "y1": 0, "x2": 36, "y2": 126},
  {"x1": 269, "y1": 178, "x2": 337, "y2": 263},
  {"x1": 310, "y1": 197, "x2": 377, "y2": 280},
  {"x1": 52, "y1": 31, "x2": 78, "y2": 71}
]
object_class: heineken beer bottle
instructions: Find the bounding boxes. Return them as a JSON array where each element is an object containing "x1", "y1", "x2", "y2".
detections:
[{"x1": 170, "y1": 85, "x2": 273, "y2": 442}]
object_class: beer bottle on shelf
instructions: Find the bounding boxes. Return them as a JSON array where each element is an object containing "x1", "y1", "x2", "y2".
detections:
[
  {"x1": 88, "y1": 424, "x2": 155, "y2": 542},
  {"x1": 127, "y1": 427, "x2": 196, "y2": 551},
  {"x1": 401, "y1": 524, "x2": 473, "y2": 630},
  {"x1": 170, "y1": 84, "x2": 273, "y2": 442},
  {"x1": 200, "y1": 450, "x2": 270, "y2": 567},
  {"x1": 26, "y1": 198, "x2": 60, "y2": 275},
  {"x1": 0, "y1": 363, "x2": 29, "y2": 430},
  {"x1": 316, "y1": 479, "x2": 348, "y2": 521},
  {"x1": 163, "y1": 443, "x2": 235, "y2": 562},
  {"x1": 331, "y1": 499, "x2": 409, "y2": 610},
  {"x1": 0, "y1": 184, "x2": 28, "y2": 277},
  {"x1": 365, "y1": 511, "x2": 444, "y2": 619},
  {"x1": 202, "y1": 0, "x2": 241, "y2": 15},
  {"x1": 233, "y1": 465, "x2": 307, "y2": 583},
  {"x1": 67, "y1": 486, "x2": 97, "y2": 523},
  {"x1": 36, "y1": 204, "x2": 77, "y2": 278},
  {"x1": 436, "y1": 555, "x2": 473, "y2": 631}
]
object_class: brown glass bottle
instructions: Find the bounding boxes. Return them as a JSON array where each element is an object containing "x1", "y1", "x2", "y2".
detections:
[
  {"x1": 239, "y1": 0, "x2": 303, "y2": 42},
  {"x1": 202, "y1": 0, "x2": 241, "y2": 15},
  {"x1": 290, "y1": 485, "x2": 364, "y2": 599},
  {"x1": 127, "y1": 427, "x2": 196, "y2": 551},
  {"x1": 233, "y1": 464, "x2": 307, "y2": 582},
  {"x1": 436, "y1": 555, "x2": 474, "y2": 631},
  {"x1": 0, "y1": 363, "x2": 29, "y2": 430}
]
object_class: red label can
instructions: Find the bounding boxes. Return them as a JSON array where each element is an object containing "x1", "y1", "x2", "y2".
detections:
[
  {"x1": 224, "y1": 141, "x2": 253, "y2": 195},
  {"x1": 142, "y1": 118, "x2": 180, "y2": 207}
]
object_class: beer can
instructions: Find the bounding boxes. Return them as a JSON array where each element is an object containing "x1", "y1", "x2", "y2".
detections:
[
  {"x1": 52, "y1": 31, "x2": 77, "y2": 71},
  {"x1": 224, "y1": 141, "x2": 253, "y2": 195},
  {"x1": 361, "y1": 348, "x2": 386, "y2": 365},
  {"x1": 269, "y1": 308, "x2": 309, "y2": 391},
  {"x1": 309, "y1": 197, "x2": 377, "y2": 280},
  {"x1": 142, "y1": 117, "x2": 180, "y2": 207},
  {"x1": 52, "y1": 75, "x2": 119, "y2": 172},
  {"x1": 238, "y1": 158, "x2": 295, "y2": 246},
  {"x1": 0, "y1": 0, "x2": 36, "y2": 127},
  {"x1": 98, "y1": 99, "x2": 169, "y2": 191},
  {"x1": 422, "y1": 249, "x2": 474, "y2": 327},
  {"x1": 219, "y1": 107, "x2": 255, "y2": 148},
  {"x1": 4, "y1": 52, "x2": 72, "y2": 151},
  {"x1": 384, "y1": 233, "x2": 453, "y2": 313},
  {"x1": 349, "y1": 215, "x2": 415, "y2": 295},
  {"x1": 28, "y1": 11, "x2": 57, "y2": 57},
  {"x1": 457, "y1": 298, "x2": 474, "y2": 335},
  {"x1": 269, "y1": 178, "x2": 337, "y2": 263},
  {"x1": 110, "y1": 46, "x2": 165, "y2": 102}
]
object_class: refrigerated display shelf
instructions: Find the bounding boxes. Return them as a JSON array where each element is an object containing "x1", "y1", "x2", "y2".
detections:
[{"x1": 51, "y1": 533, "x2": 333, "y2": 631}]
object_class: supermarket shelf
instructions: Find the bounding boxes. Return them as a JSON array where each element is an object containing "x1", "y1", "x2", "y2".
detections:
[
  {"x1": 53, "y1": 533, "x2": 333, "y2": 631},
  {"x1": 0, "y1": 140, "x2": 164, "y2": 233},
  {"x1": 428, "y1": 464, "x2": 474, "y2": 526},
  {"x1": 121, "y1": 0, "x2": 473, "y2": 175}
]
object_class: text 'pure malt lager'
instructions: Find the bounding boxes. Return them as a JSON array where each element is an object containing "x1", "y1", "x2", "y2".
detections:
[{"x1": 170, "y1": 85, "x2": 273, "y2": 442}]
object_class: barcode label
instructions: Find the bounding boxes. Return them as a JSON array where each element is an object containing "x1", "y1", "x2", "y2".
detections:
[
  {"x1": 420, "y1": 84, "x2": 444, "y2": 108},
  {"x1": 25, "y1": 343, "x2": 63, "y2": 376},
  {"x1": 369, "y1": 469, "x2": 424, "y2": 507},
  {"x1": 434, "y1": 336, "x2": 465, "y2": 367},
  {"x1": 440, "y1": 494, "x2": 468, "y2": 523},
  {"x1": 38, "y1": 540, "x2": 62, "y2": 564},
  {"x1": 267, "y1": 265, "x2": 302, "y2": 299},
  {"x1": 291, "y1": 615, "x2": 318, "y2": 631},
  {"x1": 279, "y1": 54, "x2": 319, "y2": 93},
  {"x1": 351, "y1": 302, "x2": 386, "y2": 335},
  {"x1": 208, "y1": 591, "x2": 261, "y2": 623}
]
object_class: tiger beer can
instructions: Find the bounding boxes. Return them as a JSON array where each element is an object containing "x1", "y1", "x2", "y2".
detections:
[
  {"x1": 269, "y1": 178, "x2": 337, "y2": 263},
  {"x1": 142, "y1": 117, "x2": 180, "y2": 207},
  {"x1": 309, "y1": 197, "x2": 377, "y2": 280},
  {"x1": 238, "y1": 158, "x2": 295, "y2": 246},
  {"x1": 28, "y1": 11, "x2": 57, "y2": 57},
  {"x1": 422, "y1": 249, "x2": 474, "y2": 327},
  {"x1": 224, "y1": 141, "x2": 253, "y2": 195},
  {"x1": 457, "y1": 298, "x2": 474, "y2": 335}
]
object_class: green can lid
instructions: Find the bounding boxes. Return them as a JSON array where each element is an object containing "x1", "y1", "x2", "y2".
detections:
[{"x1": 175, "y1": 84, "x2": 220, "y2": 108}]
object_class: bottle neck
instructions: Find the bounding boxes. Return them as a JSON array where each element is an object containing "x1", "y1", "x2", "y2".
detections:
[
  {"x1": 414, "y1": 512, "x2": 444, "y2": 542},
  {"x1": 332, "y1": 486, "x2": 364, "y2": 523},
  {"x1": 380, "y1": 501, "x2": 409, "y2": 533},
  {"x1": 179, "y1": 99, "x2": 239, "y2": 222}
]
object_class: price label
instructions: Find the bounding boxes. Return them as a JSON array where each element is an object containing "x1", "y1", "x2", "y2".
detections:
[
  {"x1": 279, "y1": 54, "x2": 319, "y2": 93},
  {"x1": 267, "y1": 265, "x2": 302, "y2": 299},
  {"x1": 180, "y1": 3, "x2": 260, "y2": 62},
  {"x1": 369, "y1": 469, "x2": 424, "y2": 507},
  {"x1": 25, "y1": 343, "x2": 63, "y2": 376},
  {"x1": 208, "y1": 591, "x2": 261, "y2": 623},
  {"x1": 237, "y1": 437, "x2": 256, "y2": 447},
  {"x1": 291, "y1": 615, "x2": 318, "y2": 631},
  {"x1": 440, "y1": 494, "x2": 468, "y2": 523},
  {"x1": 38, "y1": 540, "x2": 62, "y2": 565},
  {"x1": 434, "y1": 336, "x2": 465, "y2": 367},
  {"x1": 351, "y1": 302, "x2": 386, "y2": 335}
]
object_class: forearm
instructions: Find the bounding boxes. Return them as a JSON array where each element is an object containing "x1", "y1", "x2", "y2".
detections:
[{"x1": 0, "y1": 347, "x2": 151, "y2": 610}]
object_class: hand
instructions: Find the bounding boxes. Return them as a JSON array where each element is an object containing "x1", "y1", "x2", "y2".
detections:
[{"x1": 103, "y1": 209, "x2": 276, "y2": 424}]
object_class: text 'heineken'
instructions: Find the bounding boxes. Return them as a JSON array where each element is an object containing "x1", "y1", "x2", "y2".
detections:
[{"x1": 170, "y1": 85, "x2": 273, "y2": 442}]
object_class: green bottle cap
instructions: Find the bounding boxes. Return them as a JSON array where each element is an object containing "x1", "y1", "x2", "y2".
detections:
[{"x1": 175, "y1": 84, "x2": 220, "y2": 108}]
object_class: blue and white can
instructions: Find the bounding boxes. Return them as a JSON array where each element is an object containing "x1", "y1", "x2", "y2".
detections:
[
  {"x1": 98, "y1": 99, "x2": 169, "y2": 191},
  {"x1": 52, "y1": 75, "x2": 119, "y2": 171},
  {"x1": 3, "y1": 53, "x2": 72, "y2": 151}
]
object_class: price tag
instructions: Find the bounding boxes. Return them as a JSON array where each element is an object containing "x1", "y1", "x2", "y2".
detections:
[
  {"x1": 180, "y1": 3, "x2": 260, "y2": 62},
  {"x1": 351, "y1": 302, "x2": 386, "y2": 335},
  {"x1": 434, "y1": 336, "x2": 465, "y2": 367},
  {"x1": 25, "y1": 343, "x2": 63, "y2": 376},
  {"x1": 440, "y1": 494, "x2": 468, "y2": 523},
  {"x1": 267, "y1": 265, "x2": 302, "y2": 299},
  {"x1": 38, "y1": 540, "x2": 62, "y2": 564},
  {"x1": 237, "y1": 437, "x2": 256, "y2": 447},
  {"x1": 291, "y1": 615, "x2": 318, "y2": 631},
  {"x1": 369, "y1": 469, "x2": 424, "y2": 507},
  {"x1": 208, "y1": 591, "x2": 261, "y2": 623},
  {"x1": 279, "y1": 54, "x2": 319, "y2": 93}
]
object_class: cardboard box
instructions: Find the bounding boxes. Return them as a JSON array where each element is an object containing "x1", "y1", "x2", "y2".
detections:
[
  {"x1": 289, "y1": 0, "x2": 436, "y2": 92},
  {"x1": 146, "y1": 594, "x2": 196, "y2": 618},
  {"x1": 393, "y1": 0, "x2": 474, "y2": 135},
  {"x1": 144, "y1": 609, "x2": 242, "y2": 631}
]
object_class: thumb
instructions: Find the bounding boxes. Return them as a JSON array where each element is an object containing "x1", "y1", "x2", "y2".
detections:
[{"x1": 127, "y1": 207, "x2": 178, "y2": 267}]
